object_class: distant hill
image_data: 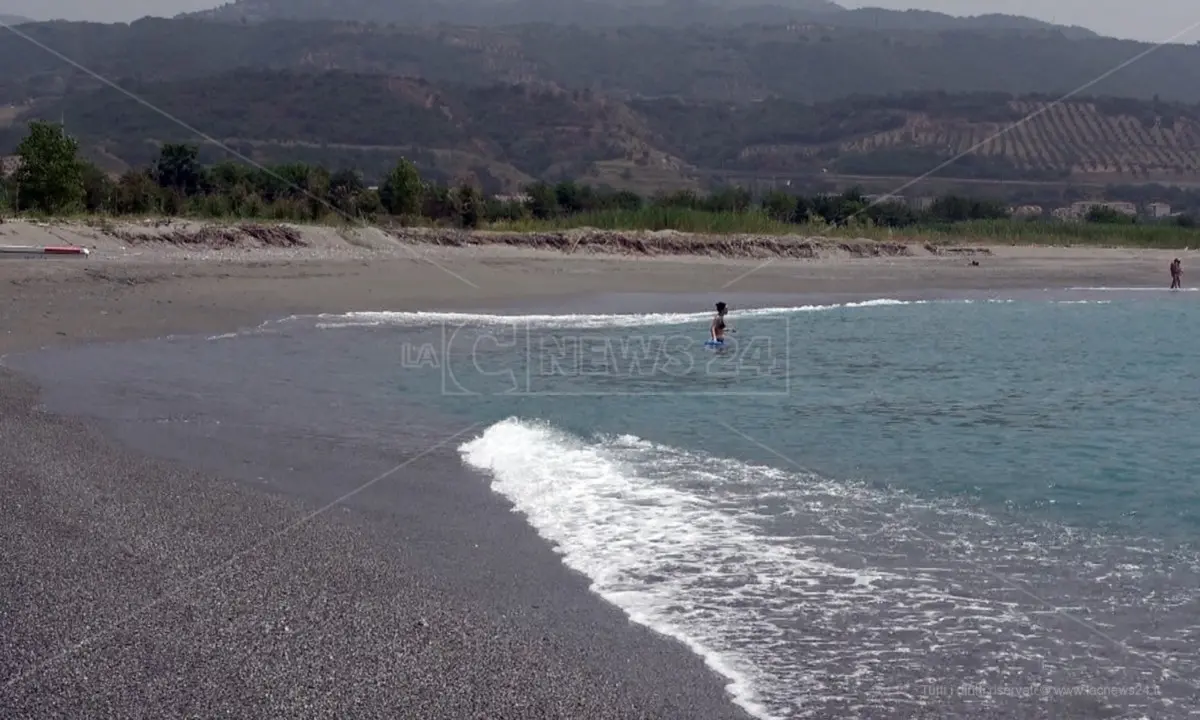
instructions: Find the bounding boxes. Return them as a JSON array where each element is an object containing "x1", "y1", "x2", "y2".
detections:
[
  {"x1": 187, "y1": 0, "x2": 840, "y2": 26},
  {"x1": 5, "y1": 70, "x2": 1200, "y2": 192},
  {"x1": 0, "y1": 14, "x2": 33, "y2": 25},
  {"x1": 182, "y1": 0, "x2": 1095, "y2": 36},
  {"x1": 824, "y1": 9, "x2": 1095, "y2": 38},
  {"x1": 0, "y1": 19, "x2": 1181, "y2": 112}
]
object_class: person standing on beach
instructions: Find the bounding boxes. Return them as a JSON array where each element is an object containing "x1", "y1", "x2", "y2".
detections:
[{"x1": 1170, "y1": 258, "x2": 1182, "y2": 289}]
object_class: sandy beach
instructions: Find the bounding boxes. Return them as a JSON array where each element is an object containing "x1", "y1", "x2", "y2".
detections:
[
  {"x1": 0, "y1": 219, "x2": 1188, "y2": 352},
  {"x1": 0, "y1": 222, "x2": 1191, "y2": 718}
]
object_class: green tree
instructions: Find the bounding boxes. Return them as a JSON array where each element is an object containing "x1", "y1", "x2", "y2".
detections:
[
  {"x1": 655, "y1": 189, "x2": 700, "y2": 209},
  {"x1": 1085, "y1": 206, "x2": 1134, "y2": 225},
  {"x1": 357, "y1": 187, "x2": 384, "y2": 217},
  {"x1": 607, "y1": 190, "x2": 642, "y2": 212},
  {"x1": 205, "y1": 160, "x2": 253, "y2": 195},
  {"x1": 526, "y1": 182, "x2": 559, "y2": 219},
  {"x1": 926, "y1": 195, "x2": 1007, "y2": 222},
  {"x1": 80, "y1": 162, "x2": 114, "y2": 213},
  {"x1": 379, "y1": 158, "x2": 422, "y2": 216},
  {"x1": 113, "y1": 168, "x2": 162, "y2": 215},
  {"x1": 329, "y1": 168, "x2": 365, "y2": 214},
  {"x1": 153, "y1": 143, "x2": 203, "y2": 195},
  {"x1": 762, "y1": 190, "x2": 798, "y2": 222},
  {"x1": 454, "y1": 182, "x2": 484, "y2": 228},
  {"x1": 704, "y1": 186, "x2": 752, "y2": 213},
  {"x1": 554, "y1": 181, "x2": 590, "y2": 214},
  {"x1": 421, "y1": 183, "x2": 456, "y2": 223},
  {"x1": 0, "y1": 176, "x2": 16, "y2": 214},
  {"x1": 14, "y1": 120, "x2": 84, "y2": 213}
]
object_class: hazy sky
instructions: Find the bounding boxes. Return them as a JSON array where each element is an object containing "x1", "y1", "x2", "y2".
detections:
[{"x1": 0, "y1": 0, "x2": 1197, "y2": 44}]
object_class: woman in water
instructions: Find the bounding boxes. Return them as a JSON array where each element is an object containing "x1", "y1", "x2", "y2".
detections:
[{"x1": 711, "y1": 301, "x2": 731, "y2": 342}]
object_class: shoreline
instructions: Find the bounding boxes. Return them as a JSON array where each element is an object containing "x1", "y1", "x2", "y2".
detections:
[
  {"x1": 0, "y1": 242, "x2": 1190, "y2": 718},
  {"x1": 0, "y1": 259, "x2": 770, "y2": 718},
  {"x1": 0, "y1": 236, "x2": 1189, "y2": 357},
  {"x1": 0, "y1": 362, "x2": 758, "y2": 719}
]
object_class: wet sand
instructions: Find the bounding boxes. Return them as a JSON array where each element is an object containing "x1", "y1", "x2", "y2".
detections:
[{"x1": 0, "y1": 243, "x2": 1189, "y2": 718}]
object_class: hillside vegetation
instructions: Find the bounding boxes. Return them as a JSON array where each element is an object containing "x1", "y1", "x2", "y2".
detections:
[
  {"x1": 1, "y1": 14, "x2": 1197, "y2": 194},
  {"x1": 7, "y1": 70, "x2": 1200, "y2": 192},
  {"x1": 0, "y1": 19, "x2": 1192, "y2": 109},
  {"x1": 10, "y1": 121, "x2": 1199, "y2": 252},
  {"x1": 832, "y1": 96, "x2": 1200, "y2": 182}
]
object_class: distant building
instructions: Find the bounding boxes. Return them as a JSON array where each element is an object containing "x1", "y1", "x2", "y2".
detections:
[
  {"x1": 1146, "y1": 202, "x2": 1172, "y2": 218},
  {"x1": 910, "y1": 196, "x2": 936, "y2": 211},
  {"x1": 1010, "y1": 205, "x2": 1043, "y2": 218},
  {"x1": 0, "y1": 155, "x2": 20, "y2": 178}
]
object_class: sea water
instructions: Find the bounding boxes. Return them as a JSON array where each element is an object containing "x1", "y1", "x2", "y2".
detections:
[{"x1": 7, "y1": 288, "x2": 1200, "y2": 718}]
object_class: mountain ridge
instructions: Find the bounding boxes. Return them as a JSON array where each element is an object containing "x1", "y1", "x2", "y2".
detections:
[
  {"x1": 0, "y1": 19, "x2": 1181, "y2": 111},
  {"x1": 181, "y1": 0, "x2": 1096, "y2": 37}
]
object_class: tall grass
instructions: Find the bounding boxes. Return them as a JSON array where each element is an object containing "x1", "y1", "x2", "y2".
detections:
[
  {"x1": 489, "y1": 207, "x2": 796, "y2": 234},
  {"x1": 7, "y1": 201, "x2": 1199, "y2": 249},
  {"x1": 490, "y1": 211, "x2": 1200, "y2": 248},
  {"x1": 864, "y1": 219, "x2": 1199, "y2": 248}
]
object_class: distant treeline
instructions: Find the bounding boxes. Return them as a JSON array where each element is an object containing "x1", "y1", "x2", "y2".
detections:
[{"x1": 2, "y1": 123, "x2": 1196, "y2": 232}]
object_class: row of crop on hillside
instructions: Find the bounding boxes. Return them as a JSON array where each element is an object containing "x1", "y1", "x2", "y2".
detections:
[{"x1": 850, "y1": 102, "x2": 1200, "y2": 176}]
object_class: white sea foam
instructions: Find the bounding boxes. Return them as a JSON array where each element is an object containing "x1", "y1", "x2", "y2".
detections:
[
  {"x1": 459, "y1": 418, "x2": 1198, "y2": 719},
  {"x1": 309, "y1": 299, "x2": 921, "y2": 329},
  {"x1": 212, "y1": 296, "x2": 1115, "y2": 338},
  {"x1": 206, "y1": 317, "x2": 282, "y2": 341},
  {"x1": 205, "y1": 290, "x2": 1172, "y2": 341}
]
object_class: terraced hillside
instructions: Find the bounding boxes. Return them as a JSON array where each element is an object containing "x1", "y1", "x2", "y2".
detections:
[{"x1": 841, "y1": 99, "x2": 1200, "y2": 182}]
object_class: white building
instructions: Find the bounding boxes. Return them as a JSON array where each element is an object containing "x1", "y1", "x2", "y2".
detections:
[
  {"x1": 0, "y1": 155, "x2": 20, "y2": 178},
  {"x1": 1146, "y1": 202, "x2": 1172, "y2": 218}
]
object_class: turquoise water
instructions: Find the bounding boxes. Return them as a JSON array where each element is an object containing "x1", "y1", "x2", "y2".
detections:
[
  {"x1": 7, "y1": 289, "x2": 1200, "y2": 719},
  {"x1": 390, "y1": 296, "x2": 1200, "y2": 538}
]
